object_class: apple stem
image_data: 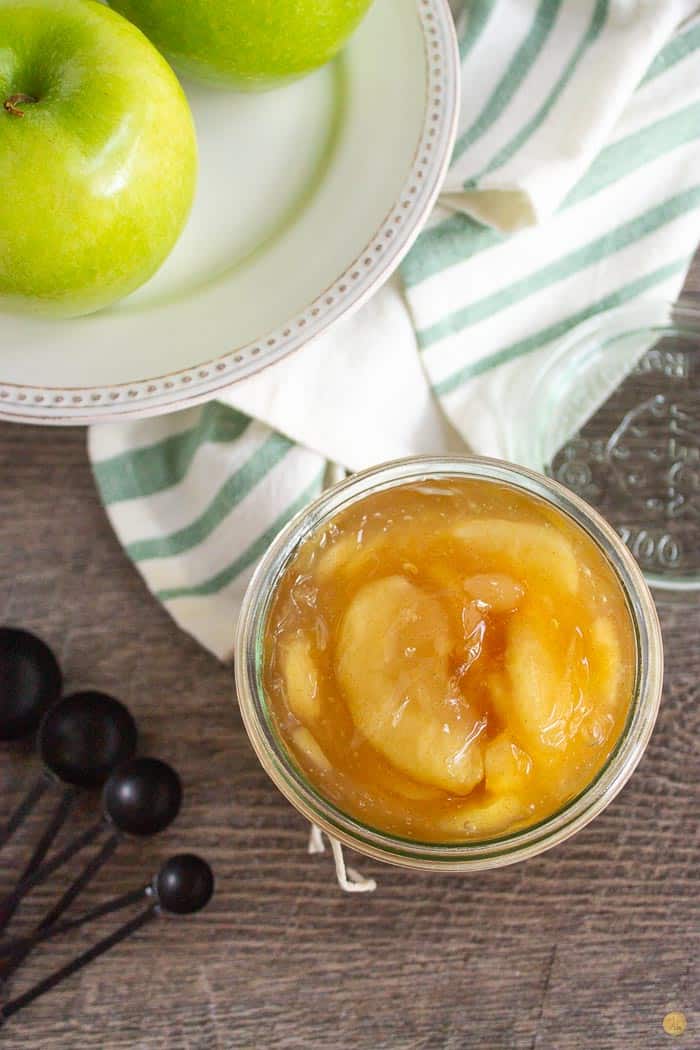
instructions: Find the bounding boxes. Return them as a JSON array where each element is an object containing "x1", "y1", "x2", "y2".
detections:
[{"x1": 4, "y1": 93, "x2": 38, "y2": 117}]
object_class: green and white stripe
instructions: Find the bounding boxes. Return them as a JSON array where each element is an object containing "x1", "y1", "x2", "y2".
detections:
[
  {"x1": 90, "y1": 405, "x2": 326, "y2": 658},
  {"x1": 402, "y1": 5, "x2": 700, "y2": 453},
  {"x1": 443, "y1": 0, "x2": 699, "y2": 228},
  {"x1": 89, "y1": 2, "x2": 700, "y2": 659}
]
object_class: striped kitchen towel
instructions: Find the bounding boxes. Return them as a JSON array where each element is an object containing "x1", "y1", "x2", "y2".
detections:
[{"x1": 89, "y1": 0, "x2": 700, "y2": 660}]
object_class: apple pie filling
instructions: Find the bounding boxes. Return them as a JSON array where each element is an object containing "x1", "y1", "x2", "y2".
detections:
[{"x1": 262, "y1": 478, "x2": 635, "y2": 842}]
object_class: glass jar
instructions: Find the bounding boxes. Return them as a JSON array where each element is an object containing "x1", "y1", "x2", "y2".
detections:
[
  {"x1": 235, "y1": 456, "x2": 663, "y2": 872},
  {"x1": 508, "y1": 299, "x2": 700, "y2": 596}
]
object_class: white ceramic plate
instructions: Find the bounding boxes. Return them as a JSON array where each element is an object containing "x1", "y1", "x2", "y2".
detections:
[{"x1": 0, "y1": 0, "x2": 458, "y2": 424}]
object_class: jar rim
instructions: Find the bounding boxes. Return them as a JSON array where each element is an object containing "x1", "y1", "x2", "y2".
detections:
[{"x1": 234, "y1": 455, "x2": 664, "y2": 871}]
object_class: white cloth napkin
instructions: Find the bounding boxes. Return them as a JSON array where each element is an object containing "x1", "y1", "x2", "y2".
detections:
[{"x1": 89, "y1": 0, "x2": 700, "y2": 660}]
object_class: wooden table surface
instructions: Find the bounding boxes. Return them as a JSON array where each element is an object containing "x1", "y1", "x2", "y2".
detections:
[{"x1": 1, "y1": 262, "x2": 699, "y2": 1049}]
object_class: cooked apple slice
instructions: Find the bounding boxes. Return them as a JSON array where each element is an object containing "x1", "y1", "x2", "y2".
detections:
[
  {"x1": 589, "y1": 616, "x2": 622, "y2": 708},
  {"x1": 375, "y1": 764, "x2": 444, "y2": 802},
  {"x1": 315, "y1": 534, "x2": 359, "y2": 580},
  {"x1": 281, "y1": 636, "x2": 321, "y2": 723},
  {"x1": 569, "y1": 616, "x2": 624, "y2": 749},
  {"x1": 486, "y1": 671, "x2": 510, "y2": 727},
  {"x1": 505, "y1": 607, "x2": 573, "y2": 752},
  {"x1": 452, "y1": 519, "x2": 579, "y2": 595},
  {"x1": 484, "y1": 733, "x2": 532, "y2": 794},
  {"x1": 292, "y1": 727, "x2": 331, "y2": 773},
  {"x1": 438, "y1": 795, "x2": 525, "y2": 838},
  {"x1": 463, "y1": 574, "x2": 525, "y2": 612},
  {"x1": 315, "y1": 532, "x2": 386, "y2": 582},
  {"x1": 336, "y1": 575, "x2": 484, "y2": 794},
  {"x1": 425, "y1": 562, "x2": 465, "y2": 599},
  {"x1": 424, "y1": 563, "x2": 477, "y2": 633}
]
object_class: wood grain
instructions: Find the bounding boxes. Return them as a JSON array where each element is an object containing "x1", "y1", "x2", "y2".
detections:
[{"x1": 0, "y1": 261, "x2": 698, "y2": 1049}]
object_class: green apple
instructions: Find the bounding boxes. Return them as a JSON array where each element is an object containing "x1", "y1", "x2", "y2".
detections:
[
  {"x1": 0, "y1": 0, "x2": 197, "y2": 318},
  {"x1": 108, "y1": 0, "x2": 374, "y2": 88}
]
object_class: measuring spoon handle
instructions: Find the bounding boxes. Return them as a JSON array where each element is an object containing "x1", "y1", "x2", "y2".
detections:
[{"x1": 0, "y1": 906, "x2": 157, "y2": 1024}]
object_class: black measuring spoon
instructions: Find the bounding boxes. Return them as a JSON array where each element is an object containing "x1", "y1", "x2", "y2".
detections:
[
  {"x1": 0, "y1": 693, "x2": 138, "y2": 935},
  {"x1": 0, "y1": 628, "x2": 62, "y2": 848},
  {"x1": 0, "y1": 855, "x2": 214, "y2": 1026},
  {"x1": 0, "y1": 756, "x2": 182, "y2": 978},
  {"x1": 0, "y1": 758, "x2": 182, "y2": 929},
  {"x1": 0, "y1": 854, "x2": 214, "y2": 974}
]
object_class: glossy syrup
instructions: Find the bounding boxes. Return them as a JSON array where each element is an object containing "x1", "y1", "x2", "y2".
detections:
[{"x1": 263, "y1": 479, "x2": 636, "y2": 842}]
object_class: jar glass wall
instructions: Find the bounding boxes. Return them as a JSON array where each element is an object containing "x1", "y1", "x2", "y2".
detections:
[{"x1": 235, "y1": 457, "x2": 663, "y2": 872}]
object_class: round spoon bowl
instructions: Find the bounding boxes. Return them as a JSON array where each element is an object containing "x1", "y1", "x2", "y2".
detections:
[
  {"x1": 156, "y1": 854, "x2": 214, "y2": 915},
  {"x1": 38, "y1": 692, "x2": 138, "y2": 789},
  {"x1": 0, "y1": 628, "x2": 62, "y2": 742},
  {"x1": 103, "y1": 758, "x2": 182, "y2": 837}
]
